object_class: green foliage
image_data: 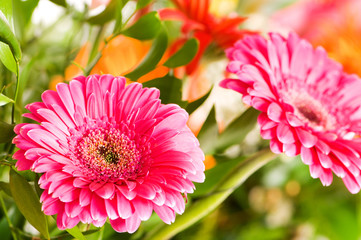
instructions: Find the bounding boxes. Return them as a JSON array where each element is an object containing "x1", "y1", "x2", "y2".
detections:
[
  {"x1": 215, "y1": 107, "x2": 259, "y2": 152},
  {"x1": 0, "y1": 93, "x2": 14, "y2": 106},
  {"x1": 185, "y1": 87, "x2": 212, "y2": 115},
  {"x1": 0, "y1": 10, "x2": 21, "y2": 62},
  {"x1": 65, "y1": 225, "x2": 88, "y2": 240},
  {"x1": 48, "y1": 0, "x2": 67, "y2": 7},
  {"x1": 87, "y1": 0, "x2": 119, "y2": 25},
  {"x1": 12, "y1": 0, "x2": 40, "y2": 41},
  {"x1": 0, "y1": 42, "x2": 17, "y2": 73},
  {"x1": 192, "y1": 156, "x2": 244, "y2": 197},
  {"x1": 122, "y1": 12, "x2": 162, "y2": 40},
  {"x1": 164, "y1": 38, "x2": 199, "y2": 68},
  {"x1": 198, "y1": 107, "x2": 259, "y2": 154},
  {"x1": 125, "y1": 27, "x2": 168, "y2": 81},
  {"x1": 197, "y1": 106, "x2": 219, "y2": 154},
  {"x1": 9, "y1": 169, "x2": 49, "y2": 239},
  {"x1": 0, "y1": 181, "x2": 11, "y2": 197},
  {"x1": 136, "y1": 0, "x2": 153, "y2": 9},
  {"x1": 0, "y1": 121, "x2": 14, "y2": 143},
  {"x1": 112, "y1": 0, "x2": 125, "y2": 34},
  {"x1": 142, "y1": 74, "x2": 186, "y2": 107}
]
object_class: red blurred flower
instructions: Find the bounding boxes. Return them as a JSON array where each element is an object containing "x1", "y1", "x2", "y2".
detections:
[{"x1": 159, "y1": 0, "x2": 253, "y2": 75}]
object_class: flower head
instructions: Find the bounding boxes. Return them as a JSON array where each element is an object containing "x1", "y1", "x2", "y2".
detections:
[
  {"x1": 13, "y1": 74, "x2": 205, "y2": 232},
  {"x1": 221, "y1": 33, "x2": 361, "y2": 193}
]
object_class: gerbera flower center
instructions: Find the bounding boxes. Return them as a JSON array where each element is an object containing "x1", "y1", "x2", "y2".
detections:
[
  {"x1": 70, "y1": 126, "x2": 144, "y2": 182},
  {"x1": 287, "y1": 91, "x2": 336, "y2": 131},
  {"x1": 296, "y1": 105, "x2": 321, "y2": 125}
]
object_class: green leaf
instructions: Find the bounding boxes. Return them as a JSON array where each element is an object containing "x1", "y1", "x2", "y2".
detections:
[
  {"x1": 0, "y1": 10, "x2": 21, "y2": 61},
  {"x1": 0, "y1": 93, "x2": 14, "y2": 106},
  {"x1": 122, "y1": 11, "x2": 161, "y2": 40},
  {"x1": 48, "y1": 0, "x2": 67, "y2": 7},
  {"x1": 142, "y1": 74, "x2": 186, "y2": 107},
  {"x1": 0, "y1": 181, "x2": 11, "y2": 197},
  {"x1": 9, "y1": 169, "x2": 49, "y2": 239},
  {"x1": 65, "y1": 226, "x2": 87, "y2": 240},
  {"x1": 16, "y1": 56, "x2": 36, "y2": 109},
  {"x1": 87, "y1": 0, "x2": 118, "y2": 25},
  {"x1": 192, "y1": 156, "x2": 244, "y2": 197},
  {"x1": 197, "y1": 106, "x2": 219, "y2": 154},
  {"x1": 136, "y1": 0, "x2": 153, "y2": 9},
  {"x1": 125, "y1": 27, "x2": 168, "y2": 81},
  {"x1": 0, "y1": 0, "x2": 12, "y2": 24},
  {"x1": 112, "y1": 0, "x2": 124, "y2": 34},
  {"x1": 164, "y1": 38, "x2": 199, "y2": 68},
  {"x1": 12, "y1": 0, "x2": 40, "y2": 40},
  {"x1": 185, "y1": 87, "x2": 212, "y2": 115},
  {"x1": 0, "y1": 121, "x2": 15, "y2": 143},
  {"x1": 0, "y1": 41, "x2": 17, "y2": 73},
  {"x1": 215, "y1": 107, "x2": 259, "y2": 152}
]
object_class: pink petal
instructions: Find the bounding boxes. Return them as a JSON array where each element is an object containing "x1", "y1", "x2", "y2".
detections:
[
  {"x1": 300, "y1": 146, "x2": 316, "y2": 165},
  {"x1": 318, "y1": 168, "x2": 333, "y2": 186},
  {"x1": 135, "y1": 183, "x2": 156, "y2": 200},
  {"x1": 270, "y1": 139, "x2": 282, "y2": 154},
  {"x1": 90, "y1": 194, "x2": 107, "y2": 221},
  {"x1": 276, "y1": 123, "x2": 296, "y2": 144},
  {"x1": 132, "y1": 197, "x2": 153, "y2": 221},
  {"x1": 342, "y1": 175, "x2": 361, "y2": 194},
  {"x1": 56, "y1": 83, "x2": 75, "y2": 119},
  {"x1": 125, "y1": 214, "x2": 142, "y2": 234},
  {"x1": 79, "y1": 188, "x2": 92, "y2": 206},
  {"x1": 295, "y1": 128, "x2": 318, "y2": 148},
  {"x1": 258, "y1": 113, "x2": 278, "y2": 130},
  {"x1": 65, "y1": 200, "x2": 83, "y2": 218},
  {"x1": 117, "y1": 193, "x2": 133, "y2": 219},
  {"x1": 153, "y1": 204, "x2": 175, "y2": 224},
  {"x1": 104, "y1": 197, "x2": 119, "y2": 220},
  {"x1": 267, "y1": 102, "x2": 283, "y2": 122},
  {"x1": 95, "y1": 182, "x2": 115, "y2": 199},
  {"x1": 283, "y1": 142, "x2": 300, "y2": 156},
  {"x1": 316, "y1": 151, "x2": 332, "y2": 168},
  {"x1": 109, "y1": 218, "x2": 127, "y2": 232},
  {"x1": 285, "y1": 112, "x2": 304, "y2": 127}
]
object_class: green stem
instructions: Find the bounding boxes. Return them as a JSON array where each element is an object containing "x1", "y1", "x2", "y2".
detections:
[
  {"x1": 88, "y1": 26, "x2": 105, "y2": 65},
  {"x1": 97, "y1": 226, "x2": 104, "y2": 240},
  {"x1": 0, "y1": 193, "x2": 18, "y2": 240},
  {"x1": 145, "y1": 148, "x2": 277, "y2": 240},
  {"x1": 11, "y1": 62, "x2": 20, "y2": 124}
]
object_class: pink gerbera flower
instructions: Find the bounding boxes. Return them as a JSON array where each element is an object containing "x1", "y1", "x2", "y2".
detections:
[
  {"x1": 13, "y1": 74, "x2": 205, "y2": 232},
  {"x1": 220, "y1": 32, "x2": 361, "y2": 193}
]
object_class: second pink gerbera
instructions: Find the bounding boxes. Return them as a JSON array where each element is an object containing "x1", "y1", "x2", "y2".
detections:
[
  {"x1": 13, "y1": 74, "x2": 205, "y2": 232},
  {"x1": 221, "y1": 33, "x2": 361, "y2": 193}
]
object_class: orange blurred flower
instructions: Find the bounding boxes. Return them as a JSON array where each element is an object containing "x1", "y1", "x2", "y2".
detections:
[
  {"x1": 272, "y1": 0, "x2": 361, "y2": 76},
  {"x1": 49, "y1": 75, "x2": 65, "y2": 91},
  {"x1": 90, "y1": 36, "x2": 169, "y2": 83},
  {"x1": 204, "y1": 155, "x2": 217, "y2": 170},
  {"x1": 53, "y1": 35, "x2": 169, "y2": 89}
]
